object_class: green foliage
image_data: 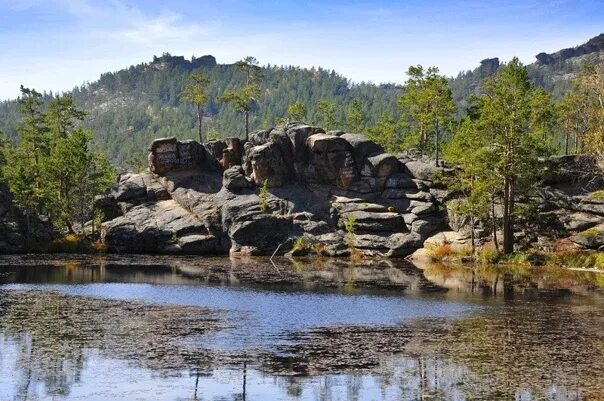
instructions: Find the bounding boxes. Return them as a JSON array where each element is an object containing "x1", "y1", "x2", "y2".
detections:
[
  {"x1": 259, "y1": 179, "x2": 269, "y2": 212},
  {"x1": 547, "y1": 251, "x2": 604, "y2": 270},
  {"x1": 445, "y1": 58, "x2": 553, "y2": 254},
  {"x1": 346, "y1": 99, "x2": 365, "y2": 132},
  {"x1": 316, "y1": 100, "x2": 338, "y2": 130},
  {"x1": 399, "y1": 65, "x2": 456, "y2": 161},
  {"x1": 589, "y1": 190, "x2": 604, "y2": 200},
  {"x1": 180, "y1": 72, "x2": 210, "y2": 142},
  {"x1": 367, "y1": 111, "x2": 400, "y2": 153},
  {"x1": 1, "y1": 88, "x2": 115, "y2": 233},
  {"x1": 344, "y1": 213, "x2": 357, "y2": 249},
  {"x1": 286, "y1": 102, "x2": 307, "y2": 121}
]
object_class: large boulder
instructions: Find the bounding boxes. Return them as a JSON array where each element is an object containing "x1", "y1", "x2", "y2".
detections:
[
  {"x1": 149, "y1": 138, "x2": 208, "y2": 174},
  {"x1": 360, "y1": 153, "x2": 400, "y2": 190},
  {"x1": 102, "y1": 200, "x2": 223, "y2": 254},
  {"x1": 243, "y1": 142, "x2": 292, "y2": 187},
  {"x1": 205, "y1": 138, "x2": 243, "y2": 169},
  {"x1": 306, "y1": 133, "x2": 358, "y2": 188},
  {"x1": 404, "y1": 160, "x2": 440, "y2": 180},
  {"x1": 222, "y1": 166, "x2": 252, "y2": 192},
  {"x1": 570, "y1": 224, "x2": 604, "y2": 250},
  {"x1": 340, "y1": 133, "x2": 383, "y2": 167},
  {"x1": 560, "y1": 211, "x2": 601, "y2": 232}
]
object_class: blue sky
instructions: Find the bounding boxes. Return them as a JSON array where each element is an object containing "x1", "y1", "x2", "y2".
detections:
[{"x1": 0, "y1": 0, "x2": 602, "y2": 100}]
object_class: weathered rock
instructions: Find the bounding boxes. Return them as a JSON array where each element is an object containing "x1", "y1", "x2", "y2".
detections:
[
  {"x1": 149, "y1": 137, "x2": 208, "y2": 174},
  {"x1": 404, "y1": 160, "x2": 440, "y2": 180},
  {"x1": 306, "y1": 134, "x2": 358, "y2": 188},
  {"x1": 93, "y1": 195, "x2": 122, "y2": 221},
  {"x1": 229, "y1": 213, "x2": 300, "y2": 255},
  {"x1": 411, "y1": 214, "x2": 444, "y2": 238},
  {"x1": 570, "y1": 224, "x2": 604, "y2": 250},
  {"x1": 331, "y1": 197, "x2": 387, "y2": 213},
  {"x1": 382, "y1": 189, "x2": 433, "y2": 202},
  {"x1": 347, "y1": 177, "x2": 380, "y2": 194},
  {"x1": 223, "y1": 166, "x2": 252, "y2": 192},
  {"x1": 360, "y1": 153, "x2": 400, "y2": 190},
  {"x1": 560, "y1": 211, "x2": 602, "y2": 232},
  {"x1": 244, "y1": 143, "x2": 292, "y2": 187},
  {"x1": 286, "y1": 124, "x2": 323, "y2": 172},
  {"x1": 102, "y1": 200, "x2": 222, "y2": 254},
  {"x1": 385, "y1": 173, "x2": 416, "y2": 189},
  {"x1": 410, "y1": 201, "x2": 436, "y2": 215},
  {"x1": 340, "y1": 133, "x2": 383, "y2": 167},
  {"x1": 338, "y1": 210, "x2": 405, "y2": 233}
]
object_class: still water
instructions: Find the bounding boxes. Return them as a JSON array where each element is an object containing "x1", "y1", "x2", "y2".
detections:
[{"x1": 0, "y1": 254, "x2": 602, "y2": 401}]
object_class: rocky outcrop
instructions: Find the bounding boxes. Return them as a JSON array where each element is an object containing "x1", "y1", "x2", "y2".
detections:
[
  {"x1": 99, "y1": 124, "x2": 450, "y2": 257},
  {"x1": 0, "y1": 183, "x2": 56, "y2": 253}
]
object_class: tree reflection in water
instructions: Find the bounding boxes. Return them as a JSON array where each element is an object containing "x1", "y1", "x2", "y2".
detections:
[{"x1": 0, "y1": 256, "x2": 602, "y2": 400}]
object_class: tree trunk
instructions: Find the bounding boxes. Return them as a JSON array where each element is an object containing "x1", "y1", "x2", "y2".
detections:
[
  {"x1": 197, "y1": 105, "x2": 203, "y2": 143},
  {"x1": 245, "y1": 111, "x2": 249, "y2": 141},
  {"x1": 491, "y1": 194, "x2": 500, "y2": 253},
  {"x1": 565, "y1": 131, "x2": 569, "y2": 156},
  {"x1": 434, "y1": 120, "x2": 440, "y2": 167},
  {"x1": 502, "y1": 178, "x2": 514, "y2": 254},
  {"x1": 470, "y1": 214, "x2": 476, "y2": 255}
]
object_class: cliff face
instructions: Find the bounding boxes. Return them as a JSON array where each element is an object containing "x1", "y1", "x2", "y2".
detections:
[{"x1": 97, "y1": 124, "x2": 451, "y2": 257}]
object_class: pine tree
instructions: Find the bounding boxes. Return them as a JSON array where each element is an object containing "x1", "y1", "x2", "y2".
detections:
[
  {"x1": 446, "y1": 58, "x2": 551, "y2": 254},
  {"x1": 316, "y1": 100, "x2": 338, "y2": 130},
  {"x1": 180, "y1": 72, "x2": 210, "y2": 142},
  {"x1": 399, "y1": 66, "x2": 456, "y2": 166},
  {"x1": 346, "y1": 99, "x2": 365, "y2": 132},
  {"x1": 286, "y1": 102, "x2": 307, "y2": 122}
]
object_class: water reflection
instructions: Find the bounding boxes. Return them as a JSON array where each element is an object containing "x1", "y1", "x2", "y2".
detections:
[{"x1": 0, "y1": 255, "x2": 602, "y2": 400}]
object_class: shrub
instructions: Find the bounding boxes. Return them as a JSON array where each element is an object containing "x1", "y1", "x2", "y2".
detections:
[
  {"x1": 259, "y1": 179, "x2": 269, "y2": 212},
  {"x1": 51, "y1": 234, "x2": 91, "y2": 253},
  {"x1": 344, "y1": 214, "x2": 357, "y2": 248}
]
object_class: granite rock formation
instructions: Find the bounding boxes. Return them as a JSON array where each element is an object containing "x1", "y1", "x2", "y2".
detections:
[{"x1": 99, "y1": 124, "x2": 451, "y2": 257}]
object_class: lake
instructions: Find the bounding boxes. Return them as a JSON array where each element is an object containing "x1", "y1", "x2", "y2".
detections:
[{"x1": 0, "y1": 254, "x2": 602, "y2": 400}]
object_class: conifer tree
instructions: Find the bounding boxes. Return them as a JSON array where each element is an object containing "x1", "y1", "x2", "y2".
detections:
[
  {"x1": 181, "y1": 72, "x2": 210, "y2": 142},
  {"x1": 399, "y1": 66, "x2": 456, "y2": 165},
  {"x1": 445, "y1": 58, "x2": 551, "y2": 254}
]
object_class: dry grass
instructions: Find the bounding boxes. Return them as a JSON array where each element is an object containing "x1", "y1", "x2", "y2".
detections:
[{"x1": 427, "y1": 243, "x2": 454, "y2": 261}]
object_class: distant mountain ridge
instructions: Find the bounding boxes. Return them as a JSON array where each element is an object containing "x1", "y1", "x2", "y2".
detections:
[
  {"x1": 536, "y1": 33, "x2": 604, "y2": 65},
  {"x1": 0, "y1": 34, "x2": 602, "y2": 167}
]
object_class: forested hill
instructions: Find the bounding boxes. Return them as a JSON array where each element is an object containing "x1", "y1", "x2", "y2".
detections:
[
  {"x1": 0, "y1": 54, "x2": 400, "y2": 167},
  {"x1": 0, "y1": 33, "x2": 602, "y2": 168}
]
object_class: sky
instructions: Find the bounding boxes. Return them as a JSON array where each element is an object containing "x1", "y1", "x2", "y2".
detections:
[{"x1": 0, "y1": 0, "x2": 603, "y2": 100}]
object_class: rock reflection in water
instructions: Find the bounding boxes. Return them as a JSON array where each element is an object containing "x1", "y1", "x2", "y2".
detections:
[{"x1": 0, "y1": 255, "x2": 603, "y2": 400}]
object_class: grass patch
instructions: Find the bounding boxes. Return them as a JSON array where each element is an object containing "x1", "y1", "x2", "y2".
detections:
[
  {"x1": 476, "y1": 245, "x2": 501, "y2": 264},
  {"x1": 581, "y1": 227, "x2": 602, "y2": 238},
  {"x1": 589, "y1": 190, "x2": 604, "y2": 201},
  {"x1": 547, "y1": 250, "x2": 604, "y2": 269}
]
